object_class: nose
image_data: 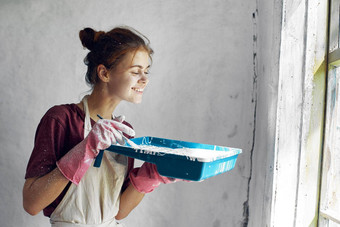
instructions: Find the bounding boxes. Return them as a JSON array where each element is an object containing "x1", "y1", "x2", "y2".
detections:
[{"x1": 139, "y1": 72, "x2": 149, "y2": 84}]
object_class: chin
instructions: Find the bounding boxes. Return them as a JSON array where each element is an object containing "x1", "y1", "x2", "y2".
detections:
[{"x1": 130, "y1": 99, "x2": 142, "y2": 104}]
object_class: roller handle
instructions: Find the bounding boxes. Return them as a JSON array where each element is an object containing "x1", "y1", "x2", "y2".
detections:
[{"x1": 93, "y1": 150, "x2": 104, "y2": 167}]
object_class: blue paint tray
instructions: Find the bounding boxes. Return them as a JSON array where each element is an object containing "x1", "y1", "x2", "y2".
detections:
[{"x1": 94, "y1": 136, "x2": 242, "y2": 181}]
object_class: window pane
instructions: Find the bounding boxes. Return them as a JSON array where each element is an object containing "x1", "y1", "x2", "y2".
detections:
[
  {"x1": 320, "y1": 65, "x2": 340, "y2": 225},
  {"x1": 329, "y1": 0, "x2": 340, "y2": 52},
  {"x1": 329, "y1": 219, "x2": 340, "y2": 227}
]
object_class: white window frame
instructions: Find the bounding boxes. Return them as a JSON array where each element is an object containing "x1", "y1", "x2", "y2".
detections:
[{"x1": 270, "y1": 0, "x2": 328, "y2": 226}]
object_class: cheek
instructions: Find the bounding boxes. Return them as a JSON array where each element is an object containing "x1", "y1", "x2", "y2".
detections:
[
  {"x1": 118, "y1": 77, "x2": 137, "y2": 93},
  {"x1": 109, "y1": 73, "x2": 139, "y2": 95},
  {"x1": 125, "y1": 77, "x2": 139, "y2": 87}
]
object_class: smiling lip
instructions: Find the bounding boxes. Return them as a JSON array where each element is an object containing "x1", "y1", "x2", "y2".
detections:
[{"x1": 132, "y1": 87, "x2": 144, "y2": 93}]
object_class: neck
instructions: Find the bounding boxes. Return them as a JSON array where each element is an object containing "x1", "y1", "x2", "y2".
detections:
[{"x1": 86, "y1": 85, "x2": 121, "y2": 121}]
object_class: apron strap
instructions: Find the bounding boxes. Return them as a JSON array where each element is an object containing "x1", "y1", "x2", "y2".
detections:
[{"x1": 82, "y1": 95, "x2": 92, "y2": 137}]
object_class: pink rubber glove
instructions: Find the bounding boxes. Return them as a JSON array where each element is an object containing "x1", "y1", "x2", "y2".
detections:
[
  {"x1": 113, "y1": 115, "x2": 125, "y2": 123},
  {"x1": 129, "y1": 162, "x2": 185, "y2": 193},
  {"x1": 57, "y1": 119, "x2": 135, "y2": 185}
]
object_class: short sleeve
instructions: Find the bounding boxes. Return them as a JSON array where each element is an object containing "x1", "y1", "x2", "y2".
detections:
[{"x1": 25, "y1": 115, "x2": 66, "y2": 179}]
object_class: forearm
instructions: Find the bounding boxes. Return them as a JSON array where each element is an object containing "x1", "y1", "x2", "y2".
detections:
[
  {"x1": 115, "y1": 184, "x2": 145, "y2": 220},
  {"x1": 23, "y1": 167, "x2": 69, "y2": 215}
]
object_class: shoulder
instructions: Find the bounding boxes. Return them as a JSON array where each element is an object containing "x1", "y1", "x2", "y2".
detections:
[
  {"x1": 40, "y1": 104, "x2": 84, "y2": 128},
  {"x1": 45, "y1": 104, "x2": 78, "y2": 118},
  {"x1": 44, "y1": 104, "x2": 81, "y2": 120}
]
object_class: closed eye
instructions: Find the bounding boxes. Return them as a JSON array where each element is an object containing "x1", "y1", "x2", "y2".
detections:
[{"x1": 131, "y1": 71, "x2": 150, "y2": 76}]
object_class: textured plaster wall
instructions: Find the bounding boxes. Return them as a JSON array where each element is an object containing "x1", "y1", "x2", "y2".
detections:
[
  {"x1": 248, "y1": 0, "x2": 282, "y2": 226},
  {"x1": 0, "y1": 0, "x2": 267, "y2": 226}
]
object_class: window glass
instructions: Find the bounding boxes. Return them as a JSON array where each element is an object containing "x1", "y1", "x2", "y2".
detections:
[
  {"x1": 319, "y1": 65, "x2": 340, "y2": 225},
  {"x1": 329, "y1": 0, "x2": 340, "y2": 52}
]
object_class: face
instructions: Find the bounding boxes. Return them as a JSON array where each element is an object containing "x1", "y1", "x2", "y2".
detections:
[{"x1": 106, "y1": 49, "x2": 150, "y2": 104}]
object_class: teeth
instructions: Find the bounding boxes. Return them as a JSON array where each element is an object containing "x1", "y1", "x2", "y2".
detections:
[{"x1": 132, "y1": 88, "x2": 143, "y2": 92}]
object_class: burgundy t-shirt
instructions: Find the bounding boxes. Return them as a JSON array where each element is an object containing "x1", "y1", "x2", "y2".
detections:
[{"x1": 25, "y1": 104, "x2": 134, "y2": 217}]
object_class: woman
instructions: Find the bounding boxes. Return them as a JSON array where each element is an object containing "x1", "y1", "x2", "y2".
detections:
[{"x1": 23, "y1": 26, "x2": 182, "y2": 226}]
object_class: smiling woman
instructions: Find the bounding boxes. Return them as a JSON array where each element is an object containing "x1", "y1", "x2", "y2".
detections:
[
  {"x1": 105, "y1": 50, "x2": 150, "y2": 104},
  {"x1": 22, "y1": 26, "x2": 187, "y2": 227}
]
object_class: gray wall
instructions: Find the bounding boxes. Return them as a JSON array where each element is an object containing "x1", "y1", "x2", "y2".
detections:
[
  {"x1": 0, "y1": 0, "x2": 279, "y2": 226},
  {"x1": 248, "y1": 0, "x2": 282, "y2": 226}
]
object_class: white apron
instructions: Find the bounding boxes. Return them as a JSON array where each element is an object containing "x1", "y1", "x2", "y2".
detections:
[{"x1": 50, "y1": 96, "x2": 128, "y2": 227}]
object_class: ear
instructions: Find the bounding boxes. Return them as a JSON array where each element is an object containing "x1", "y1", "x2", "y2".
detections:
[{"x1": 97, "y1": 64, "x2": 110, "y2": 82}]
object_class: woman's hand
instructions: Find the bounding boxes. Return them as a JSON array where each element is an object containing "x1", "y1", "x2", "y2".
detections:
[
  {"x1": 129, "y1": 162, "x2": 187, "y2": 193},
  {"x1": 86, "y1": 118, "x2": 135, "y2": 151},
  {"x1": 57, "y1": 119, "x2": 135, "y2": 185}
]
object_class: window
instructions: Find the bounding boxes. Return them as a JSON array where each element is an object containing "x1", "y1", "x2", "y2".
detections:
[{"x1": 319, "y1": 0, "x2": 340, "y2": 225}]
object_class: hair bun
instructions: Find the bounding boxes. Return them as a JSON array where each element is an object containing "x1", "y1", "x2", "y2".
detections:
[{"x1": 79, "y1": 27, "x2": 104, "y2": 51}]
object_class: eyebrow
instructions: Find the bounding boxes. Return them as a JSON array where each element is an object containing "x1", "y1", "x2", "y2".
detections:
[{"x1": 130, "y1": 65, "x2": 151, "y2": 70}]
